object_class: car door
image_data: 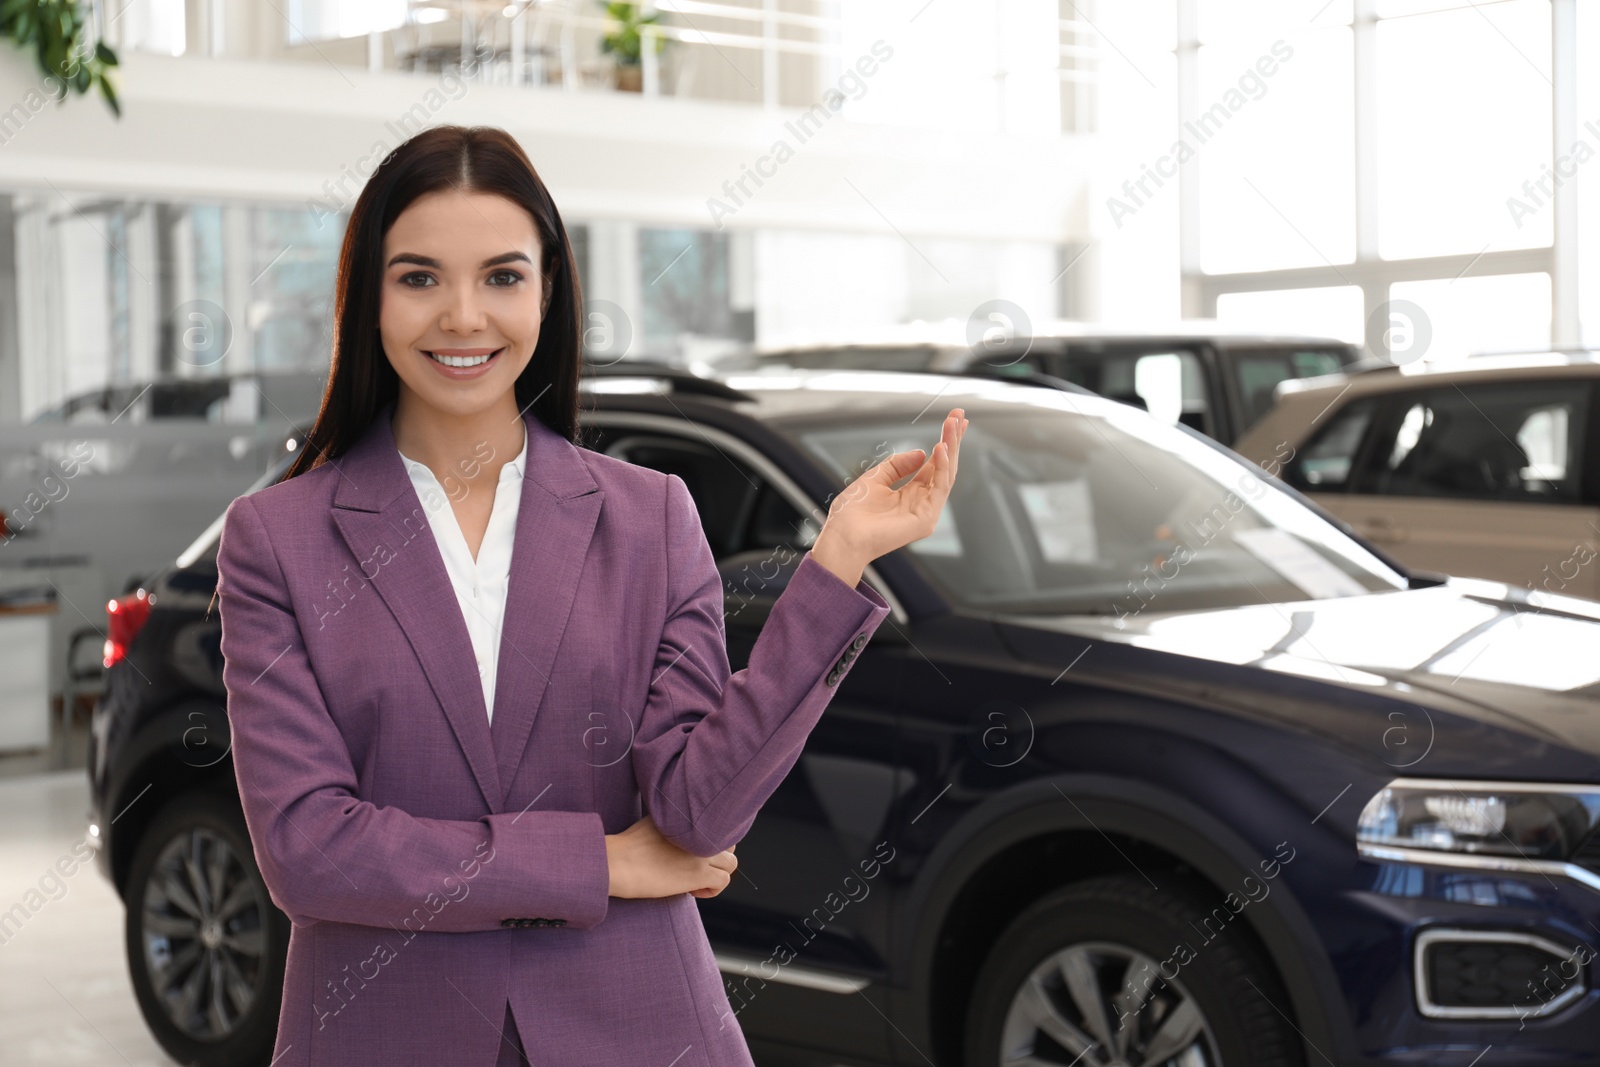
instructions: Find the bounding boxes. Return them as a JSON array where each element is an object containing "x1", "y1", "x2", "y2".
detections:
[
  {"x1": 1284, "y1": 379, "x2": 1600, "y2": 597},
  {"x1": 586, "y1": 414, "x2": 904, "y2": 1062}
]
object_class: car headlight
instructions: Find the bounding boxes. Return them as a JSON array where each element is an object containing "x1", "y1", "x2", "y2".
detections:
[{"x1": 1357, "y1": 779, "x2": 1600, "y2": 861}]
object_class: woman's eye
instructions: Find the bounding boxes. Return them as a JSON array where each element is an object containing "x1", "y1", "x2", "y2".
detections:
[
  {"x1": 489, "y1": 270, "x2": 524, "y2": 287},
  {"x1": 399, "y1": 272, "x2": 434, "y2": 289}
]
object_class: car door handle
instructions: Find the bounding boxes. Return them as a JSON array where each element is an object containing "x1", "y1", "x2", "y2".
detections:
[{"x1": 1353, "y1": 517, "x2": 1406, "y2": 543}]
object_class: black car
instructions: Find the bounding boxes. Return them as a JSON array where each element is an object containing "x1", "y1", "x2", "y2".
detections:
[
  {"x1": 90, "y1": 366, "x2": 1600, "y2": 1067},
  {"x1": 714, "y1": 324, "x2": 1367, "y2": 445}
]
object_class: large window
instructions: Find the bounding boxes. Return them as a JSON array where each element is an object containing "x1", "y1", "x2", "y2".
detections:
[
  {"x1": 1374, "y1": 1, "x2": 1553, "y2": 259},
  {"x1": 1387, "y1": 273, "x2": 1552, "y2": 358},
  {"x1": 1181, "y1": 0, "x2": 1571, "y2": 365},
  {"x1": 1215, "y1": 286, "x2": 1365, "y2": 344},
  {"x1": 8, "y1": 192, "x2": 342, "y2": 423},
  {"x1": 1195, "y1": 22, "x2": 1355, "y2": 274}
]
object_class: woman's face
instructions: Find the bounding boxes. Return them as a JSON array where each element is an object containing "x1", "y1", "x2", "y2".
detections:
[{"x1": 378, "y1": 189, "x2": 550, "y2": 417}]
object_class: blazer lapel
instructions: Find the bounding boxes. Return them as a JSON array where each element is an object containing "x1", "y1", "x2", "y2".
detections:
[
  {"x1": 327, "y1": 400, "x2": 500, "y2": 810},
  {"x1": 487, "y1": 407, "x2": 603, "y2": 801},
  {"x1": 325, "y1": 399, "x2": 602, "y2": 813}
]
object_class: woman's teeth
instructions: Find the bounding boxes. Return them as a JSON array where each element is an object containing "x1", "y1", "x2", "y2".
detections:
[{"x1": 428, "y1": 350, "x2": 498, "y2": 367}]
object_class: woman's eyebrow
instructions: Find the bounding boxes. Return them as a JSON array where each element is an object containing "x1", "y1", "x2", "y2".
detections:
[{"x1": 386, "y1": 251, "x2": 534, "y2": 269}]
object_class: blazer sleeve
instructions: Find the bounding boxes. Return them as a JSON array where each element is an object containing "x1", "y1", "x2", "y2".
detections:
[
  {"x1": 215, "y1": 493, "x2": 611, "y2": 931},
  {"x1": 630, "y1": 473, "x2": 893, "y2": 858}
]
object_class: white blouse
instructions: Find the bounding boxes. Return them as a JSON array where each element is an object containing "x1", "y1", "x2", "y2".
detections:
[{"x1": 396, "y1": 423, "x2": 528, "y2": 724}]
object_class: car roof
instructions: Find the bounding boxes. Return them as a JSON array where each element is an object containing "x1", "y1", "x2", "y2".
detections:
[
  {"x1": 743, "y1": 318, "x2": 1359, "y2": 354},
  {"x1": 1276, "y1": 349, "x2": 1600, "y2": 403},
  {"x1": 583, "y1": 364, "x2": 1116, "y2": 424}
]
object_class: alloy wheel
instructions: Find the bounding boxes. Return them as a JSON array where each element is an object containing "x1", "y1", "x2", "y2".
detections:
[
  {"x1": 998, "y1": 940, "x2": 1221, "y2": 1067},
  {"x1": 139, "y1": 824, "x2": 269, "y2": 1040}
]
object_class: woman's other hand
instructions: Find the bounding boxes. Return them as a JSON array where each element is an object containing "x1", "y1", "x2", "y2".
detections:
[
  {"x1": 808, "y1": 408, "x2": 967, "y2": 587},
  {"x1": 605, "y1": 814, "x2": 738, "y2": 900}
]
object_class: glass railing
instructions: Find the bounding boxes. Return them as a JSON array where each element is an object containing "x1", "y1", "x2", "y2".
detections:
[{"x1": 102, "y1": 0, "x2": 1099, "y2": 132}]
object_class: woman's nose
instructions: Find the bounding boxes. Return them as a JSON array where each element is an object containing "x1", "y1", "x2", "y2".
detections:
[{"x1": 440, "y1": 285, "x2": 487, "y2": 333}]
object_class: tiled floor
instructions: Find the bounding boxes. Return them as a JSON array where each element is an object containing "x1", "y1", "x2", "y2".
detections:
[{"x1": 0, "y1": 770, "x2": 178, "y2": 1065}]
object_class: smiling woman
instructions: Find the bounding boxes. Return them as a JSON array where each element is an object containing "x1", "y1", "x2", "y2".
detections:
[
  {"x1": 376, "y1": 188, "x2": 553, "y2": 555},
  {"x1": 211, "y1": 123, "x2": 963, "y2": 1067}
]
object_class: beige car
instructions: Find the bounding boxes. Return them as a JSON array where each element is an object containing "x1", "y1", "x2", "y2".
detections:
[{"x1": 1234, "y1": 352, "x2": 1600, "y2": 599}]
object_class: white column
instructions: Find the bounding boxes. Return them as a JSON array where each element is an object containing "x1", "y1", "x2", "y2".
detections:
[
  {"x1": 584, "y1": 219, "x2": 643, "y2": 358},
  {"x1": 222, "y1": 203, "x2": 254, "y2": 373},
  {"x1": 762, "y1": 0, "x2": 778, "y2": 109},
  {"x1": 1175, "y1": 0, "x2": 1203, "y2": 314},
  {"x1": 1552, "y1": 0, "x2": 1579, "y2": 346},
  {"x1": 728, "y1": 227, "x2": 755, "y2": 340},
  {"x1": 123, "y1": 203, "x2": 158, "y2": 383}
]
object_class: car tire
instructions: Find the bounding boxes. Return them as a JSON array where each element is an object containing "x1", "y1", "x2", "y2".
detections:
[
  {"x1": 124, "y1": 790, "x2": 287, "y2": 1067},
  {"x1": 963, "y1": 874, "x2": 1304, "y2": 1067}
]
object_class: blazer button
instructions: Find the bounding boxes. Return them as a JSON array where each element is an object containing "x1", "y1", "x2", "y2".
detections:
[
  {"x1": 500, "y1": 918, "x2": 515, "y2": 928},
  {"x1": 852, "y1": 634, "x2": 868, "y2": 651},
  {"x1": 533, "y1": 918, "x2": 549, "y2": 927},
  {"x1": 826, "y1": 669, "x2": 841, "y2": 686},
  {"x1": 551, "y1": 919, "x2": 567, "y2": 927}
]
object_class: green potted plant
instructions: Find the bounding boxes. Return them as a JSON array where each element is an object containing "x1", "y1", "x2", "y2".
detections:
[
  {"x1": 598, "y1": 1, "x2": 666, "y2": 92},
  {"x1": 0, "y1": 0, "x2": 120, "y2": 116}
]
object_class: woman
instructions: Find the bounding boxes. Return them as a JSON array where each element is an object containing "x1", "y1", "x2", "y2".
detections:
[{"x1": 214, "y1": 124, "x2": 965, "y2": 1067}]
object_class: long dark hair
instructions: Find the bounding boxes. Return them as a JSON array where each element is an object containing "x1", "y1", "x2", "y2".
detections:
[{"x1": 284, "y1": 124, "x2": 584, "y2": 480}]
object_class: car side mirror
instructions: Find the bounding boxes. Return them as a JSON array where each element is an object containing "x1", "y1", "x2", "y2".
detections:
[{"x1": 1407, "y1": 568, "x2": 1449, "y2": 589}]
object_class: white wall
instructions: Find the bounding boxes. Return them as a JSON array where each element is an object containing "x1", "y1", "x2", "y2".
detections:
[{"x1": 0, "y1": 51, "x2": 1094, "y2": 246}]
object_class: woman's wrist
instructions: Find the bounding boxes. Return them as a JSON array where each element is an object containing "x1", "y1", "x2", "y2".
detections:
[
  {"x1": 604, "y1": 834, "x2": 621, "y2": 897},
  {"x1": 807, "y1": 527, "x2": 869, "y2": 589}
]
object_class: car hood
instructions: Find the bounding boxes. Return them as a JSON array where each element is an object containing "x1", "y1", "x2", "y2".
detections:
[{"x1": 993, "y1": 576, "x2": 1600, "y2": 756}]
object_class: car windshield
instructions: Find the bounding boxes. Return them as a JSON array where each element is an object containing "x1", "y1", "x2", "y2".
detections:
[{"x1": 782, "y1": 388, "x2": 1407, "y2": 617}]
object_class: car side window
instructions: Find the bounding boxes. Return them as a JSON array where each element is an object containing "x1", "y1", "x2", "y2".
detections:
[
  {"x1": 587, "y1": 427, "x2": 816, "y2": 623},
  {"x1": 1055, "y1": 351, "x2": 1214, "y2": 436},
  {"x1": 1235, "y1": 349, "x2": 1350, "y2": 432},
  {"x1": 1283, "y1": 397, "x2": 1378, "y2": 493},
  {"x1": 1366, "y1": 381, "x2": 1590, "y2": 503}
]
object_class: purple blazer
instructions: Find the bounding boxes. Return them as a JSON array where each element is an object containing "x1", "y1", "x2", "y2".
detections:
[{"x1": 215, "y1": 398, "x2": 891, "y2": 1067}]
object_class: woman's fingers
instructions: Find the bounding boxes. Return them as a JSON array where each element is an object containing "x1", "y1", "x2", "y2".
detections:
[
  {"x1": 943, "y1": 418, "x2": 965, "y2": 491},
  {"x1": 870, "y1": 448, "x2": 929, "y2": 486},
  {"x1": 932, "y1": 412, "x2": 964, "y2": 495},
  {"x1": 689, "y1": 858, "x2": 735, "y2": 898},
  {"x1": 923, "y1": 411, "x2": 963, "y2": 480}
]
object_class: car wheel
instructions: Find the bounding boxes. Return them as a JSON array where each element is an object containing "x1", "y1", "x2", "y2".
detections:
[
  {"x1": 124, "y1": 790, "x2": 287, "y2": 1067},
  {"x1": 963, "y1": 874, "x2": 1304, "y2": 1067}
]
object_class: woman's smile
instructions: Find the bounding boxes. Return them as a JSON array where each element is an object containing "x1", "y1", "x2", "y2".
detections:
[{"x1": 423, "y1": 345, "x2": 505, "y2": 378}]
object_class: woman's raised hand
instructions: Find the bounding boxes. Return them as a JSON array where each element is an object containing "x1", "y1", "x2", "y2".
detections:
[
  {"x1": 605, "y1": 814, "x2": 739, "y2": 900},
  {"x1": 808, "y1": 408, "x2": 967, "y2": 587}
]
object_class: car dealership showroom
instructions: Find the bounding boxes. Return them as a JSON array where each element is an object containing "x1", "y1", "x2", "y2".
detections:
[{"x1": 5, "y1": 1, "x2": 1600, "y2": 1065}]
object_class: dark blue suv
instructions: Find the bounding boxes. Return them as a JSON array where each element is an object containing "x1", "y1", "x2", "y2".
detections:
[{"x1": 89, "y1": 366, "x2": 1600, "y2": 1067}]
